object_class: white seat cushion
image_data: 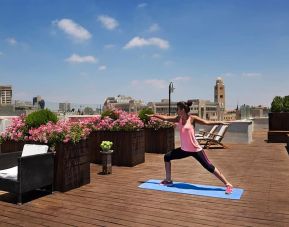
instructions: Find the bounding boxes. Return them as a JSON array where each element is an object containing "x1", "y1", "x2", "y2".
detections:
[
  {"x1": 21, "y1": 144, "x2": 49, "y2": 157},
  {"x1": 0, "y1": 166, "x2": 18, "y2": 180}
]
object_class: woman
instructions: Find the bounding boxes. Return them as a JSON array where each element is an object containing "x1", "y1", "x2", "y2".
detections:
[{"x1": 148, "y1": 100, "x2": 233, "y2": 194}]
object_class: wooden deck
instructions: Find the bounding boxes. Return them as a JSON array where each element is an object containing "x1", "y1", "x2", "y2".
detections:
[{"x1": 0, "y1": 130, "x2": 289, "y2": 226}]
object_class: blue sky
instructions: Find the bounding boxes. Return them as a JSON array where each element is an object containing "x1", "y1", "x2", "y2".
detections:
[{"x1": 0, "y1": 0, "x2": 289, "y2": 110}]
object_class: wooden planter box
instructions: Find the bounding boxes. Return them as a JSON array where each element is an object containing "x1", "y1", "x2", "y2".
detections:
[
  {"x1": 0, "y1": 140, "x2": 25, "y2": 153},
  {"x1": 89, "y1": 130, "x2": 145, "y2": 167},
  {"x1": 54, "y1": 140, "x2": 90, "y2": 192},
  {"x1": 144, "y1": 128, "x2": 175, "y2": 154},
  {"x1": 268, "y1": 112, "x2": 289, "y2": 143}
]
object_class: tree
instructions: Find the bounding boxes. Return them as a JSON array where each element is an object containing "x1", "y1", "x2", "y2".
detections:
[
  {"x1": 283, "y1": 95, "x2": 289, "y2": 112},
  {"x1": 270, "y1": 96, "x2": 283, "y2": 112},
  {"x1": 83, "y1": 107, "x2": 94, "y2": 115},
  {"x1": 138, "y1": 107, "x2": 154, "y2": 124}
]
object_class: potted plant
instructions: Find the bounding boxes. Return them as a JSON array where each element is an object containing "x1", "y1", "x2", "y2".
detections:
[
  {"x1": 140, "y1": 110, "x2": 175, "y2": 154},
  {"x1": 28, "y1": 120, "x2": 91, "y2": 192},
  {"x1": 100, "y1": 141, "x2": 113, "y2": 174},
  {"x1": 88, "y1": 109, "x2": 145, "y2": 167},
  {"x1": 0, "y1": 111, "x2": 92, "y2": 192},
  {"x1": 0, "y1": 109, "x2": 58, "y2": 153},
  {"x1": 268, "y1": 95, "x2": 289, "y2": 143}
]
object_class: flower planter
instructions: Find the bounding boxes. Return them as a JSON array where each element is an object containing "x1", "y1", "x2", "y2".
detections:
[
  {"x1": 54, "y1": 139, "x2": 90, "y2": 192},
  {"x1": 0, "y1": 140, "x2": 25, "y2": 153},
  {"x1": 89, "y1": 130, "x2": 145, "y2": 167},
  {"x1": 268, "y1": 112, "x2": 289, "y2": 143},
  {"x1": 144, "y1": 128, "x2": 175, "y2": 154}
]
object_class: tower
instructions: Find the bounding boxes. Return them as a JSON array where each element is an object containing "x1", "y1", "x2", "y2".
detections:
[{"x1": 214, "y1": 77, "x2": 225, "y2": 110}]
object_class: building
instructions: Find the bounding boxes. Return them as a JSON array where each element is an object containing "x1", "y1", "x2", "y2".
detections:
[
  {"x1": 15, "y1": 100, "x2": 33, "y2": 110},
  {"x1": 190, "y1": 99, "x2": 218, "y2": 120},
  {"x1": 214, "y1": 77, "x2": 226, "y2": 120},
  {"x1": 59, "y1": 102, "x2": 71, "y2": 112},
  {"x1": 214, "y1": 77, "x2": 225, "y2": 110},
  {"x1": 33, "y1": 96, "x2": 45, "y2": 109},
  {"x1": 147, "y1": 99, "x2": 178, "y2": 115},
  {"x1": 251, "y1": 105, "x2": 269, "y2": 118},
  {"x1": 103, "y1": 95, "x2": 146, "y2": 113},
  {"x1": 0, "y1": 85, "x2": 12, "y2": 105}
]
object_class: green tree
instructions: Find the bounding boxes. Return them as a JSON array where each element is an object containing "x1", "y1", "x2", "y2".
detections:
[
  {"x1": 25, "y1": 109, "x2": 58, "y2": 129},
  {"x1": 101, "y1": 109, "x2": 118, "y2": 120},
  {"x1": 138, "y1": 107, "x2": 154, "y2": 124},
  {"x1": 283, "y1": 95, "x2": 289, "y2": 112},
  {"x1": 84, "y1": 107, "x2": 94, "y2": 115},
  {"x1": 270, "y1": 96, "x2": 283, "y2": 112}
]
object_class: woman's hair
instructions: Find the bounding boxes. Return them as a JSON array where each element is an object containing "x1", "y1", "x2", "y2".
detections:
[{"x1": 177, "y1": 100, "x2": 192, "y2": 114}]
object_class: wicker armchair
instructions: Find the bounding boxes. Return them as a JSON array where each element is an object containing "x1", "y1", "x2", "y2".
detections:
[{"x1": 0, "y1": 144, "x2": 54, "y2": 204}]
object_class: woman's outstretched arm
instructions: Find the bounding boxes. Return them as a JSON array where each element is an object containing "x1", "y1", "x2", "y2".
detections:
[
  {"x1": 147, "y1": 114, "x2": 179, "y2": 123},
  {"x1": 190, "y1": 115, "x2": 229, "y2": 125}
]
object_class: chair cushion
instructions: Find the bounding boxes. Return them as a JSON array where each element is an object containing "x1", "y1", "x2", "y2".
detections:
[
  {"x1": 21, "y1": 144, "x2": 49, "y2": 157},
  {"x1": 0, "y1": 166, "x2": 18, "y2": 180}
]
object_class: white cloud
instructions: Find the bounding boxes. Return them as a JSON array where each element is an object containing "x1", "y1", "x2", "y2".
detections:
[
  {"x1": 6, "y1": 37, "x2": 17, "y2": 46},
  {"x1": 148, "y1": 23, "x2": 160, "y2": 32},
  {"x1": 241, "y1": 72, "x2": 262, "y2": 78},
  {"x1": 137, "y1": 3, "x2": 147, "y2": 8},
  {"x1": 132, "y1": 79, "x2": 167, "y2": 89},
  {"x1": 54, "y1": 18, "x2": 91, "y2": 41},
  {"x1": 98, "y1": 15, "x2": 119, "y2": 30},
  {"x1": 98, "y1": 65, "x2": 107, "y2": 71},
  {"x1": 124, "y1": 36, "x2": 169, "y2": 49},
  {"x1": 0, "y1": 51, "x2": 3, "y2": 56},
  {"x1": 172, "y1": 76, "x2": 191, "y2": 82},
  {"x1": 221, "y1": 73, "x2": 235, "y2": 77},
  {"x1": 65, "y1": 54, "x2": 97, "y2": 63}
]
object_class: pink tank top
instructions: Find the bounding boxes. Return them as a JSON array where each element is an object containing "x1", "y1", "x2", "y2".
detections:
[{"x1": 178, "y1": 117, "x2": 202, "y2": 152}]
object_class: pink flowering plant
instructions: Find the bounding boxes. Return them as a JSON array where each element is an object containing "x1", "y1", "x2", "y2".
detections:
[
  {"x1": 110, "y1": 109, "x2": 144, "y2": 131},
  {"x1": 0, "y1": 108, "x2": 144, "y2": 148},
  {"x1": 0, "y1": 115, "x2": 28, "y2": 143},
  {"x1": 28, "y1": 120, "x2": 91, "y2": 147},
  {"x1": 80, "y1": 109, "x2": 144, "y2": 131},
  {"x1": 0, "y1": 115, "x2": 91, "y2": 150},
  {"x1": 146, "y1": 117, "x2": 175, "y2": 130}
]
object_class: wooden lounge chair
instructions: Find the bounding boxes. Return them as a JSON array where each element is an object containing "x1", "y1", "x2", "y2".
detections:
[
  {"x1": 202, "y1": 124, "x2": 229, "y2": 149},
  {"x1": 196, "y1": 125, "x2": 219, "y2": 140},
  {"x1": 0, "y1": 144, "x2": 54, "y2": 204}
]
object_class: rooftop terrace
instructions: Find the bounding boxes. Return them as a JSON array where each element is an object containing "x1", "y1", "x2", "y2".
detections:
[{"x1": 0, "y1": 129, "x2": 288, "y2": 226}]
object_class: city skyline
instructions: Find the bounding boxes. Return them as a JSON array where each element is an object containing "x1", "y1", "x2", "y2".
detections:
[{"x1": 1, "y1": 0, "x2": 289, "y2": 110}]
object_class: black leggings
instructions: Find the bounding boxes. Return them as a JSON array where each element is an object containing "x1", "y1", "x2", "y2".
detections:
[{"x1": 164, "y1": 147, "x2": 215, "y2": 173}]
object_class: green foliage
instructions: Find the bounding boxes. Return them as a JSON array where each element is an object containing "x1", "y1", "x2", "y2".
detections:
[
  {"x1": 101, "y1": 109, "x2": 118, "y2": 120},
  {"x1": 138, "y1": 108, "x2": 154, "y2": 124},
  {"x1": 25, "y1": 109, "x2": 58, "y2": 129},
  {"x1": 100, "y1": 141, "x2": 113, "y2": 151},
  {"x1": 84, "y1": 107, "x2": 94, "y2": 115},
  {"x1": 271, "y1": 96, "x2": 283, "y2": 112},
  {"x1": 283, "y1": 95, "x2": 289, "y2": 112}
]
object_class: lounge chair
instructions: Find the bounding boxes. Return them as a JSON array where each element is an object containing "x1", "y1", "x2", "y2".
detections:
[
  {"x1": 0, "y1": 144, "x2": 54, "y2": 204},
  {"x1": 196, "y1": 125, "x2": 219, "y2": 140},
  {"x1": 202, "y1": 124, "x2": 229, "y2": 149}
]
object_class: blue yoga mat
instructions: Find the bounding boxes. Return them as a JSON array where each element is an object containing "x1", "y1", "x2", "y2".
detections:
[{"x1": 138, "y1": 179, "x2": 244, "y2": 200}]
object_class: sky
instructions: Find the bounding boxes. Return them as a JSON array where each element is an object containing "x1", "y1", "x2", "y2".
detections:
[{"x1": 0, "y1": 0, "x2": 289, "y2": 110}]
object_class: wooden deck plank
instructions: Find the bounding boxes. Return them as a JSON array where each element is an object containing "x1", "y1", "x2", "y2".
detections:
[{"x1": 0, "y1": 129, "x2": 288, "y2": 226}]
